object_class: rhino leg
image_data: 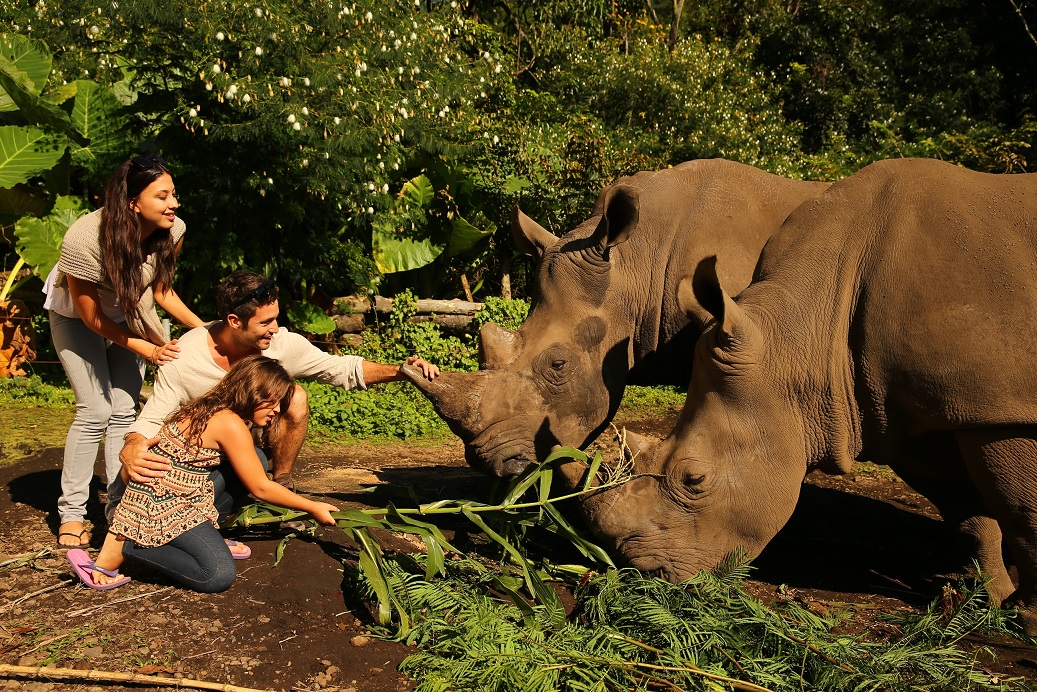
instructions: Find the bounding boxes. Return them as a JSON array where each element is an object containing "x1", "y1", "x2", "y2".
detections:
[
  {"x1": 956, "y1": 428, "x2": 1037, "y2": 635},
  {"x1": 895, "y1": 467, "x2": 1016, "y2": 605}
]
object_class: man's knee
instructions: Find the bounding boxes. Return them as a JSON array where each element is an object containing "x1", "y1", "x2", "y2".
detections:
[{"x1": 284, "y1": 384, "x2": 309, "y2": 425}]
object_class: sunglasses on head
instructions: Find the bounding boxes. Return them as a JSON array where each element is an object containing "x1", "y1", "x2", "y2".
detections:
[
  {"x1": 231, "y1": 280, "x2": 276, "y2": 311},
  {"x1": 130, "y1": 153, "x2": 167, "y2": 170}
]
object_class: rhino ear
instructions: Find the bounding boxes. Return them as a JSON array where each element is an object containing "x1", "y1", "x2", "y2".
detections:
[
  {"x1": 677, "y1": 274, "x2": 713, "y2": 332},
  {"x1": 688, "y1": 256, "x2": 756, "y2": 353},
  {"x1": 591, "y1": 184, "x2": 639, "y2": 253},
  {"x1": 511, "y1": 205, "x2": 558, "y2": 258}
]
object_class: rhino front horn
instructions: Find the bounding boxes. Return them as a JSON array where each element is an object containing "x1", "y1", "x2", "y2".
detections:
[{"x1": 399, "y1": 364, "x2": 483, "y2": 437}]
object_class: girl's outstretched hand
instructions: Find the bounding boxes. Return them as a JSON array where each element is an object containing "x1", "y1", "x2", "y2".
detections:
[{"x1": 309, "y1": 502, "x2": 340, "y2": 525}]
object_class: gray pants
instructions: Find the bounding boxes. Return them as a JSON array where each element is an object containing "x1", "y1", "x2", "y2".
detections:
[{"x1": 51, "y1": 311, "x2": 144, "y2": 524}]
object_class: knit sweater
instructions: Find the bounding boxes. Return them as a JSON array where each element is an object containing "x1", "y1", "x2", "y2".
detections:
[
  {"x1": 128, "y1": 323, "x2": 367, "y2": 438},
  {"x1": 50, "y1": 208, "x2": 186, "y2": 343}
]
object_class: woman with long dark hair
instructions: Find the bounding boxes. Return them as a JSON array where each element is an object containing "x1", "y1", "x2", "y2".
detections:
[
  {"x1": 67, "y1": 356, "x2": 339, "y2": 592},
  {"x1": 44, "y1": 154, "x2": 204, "y2": 548}
]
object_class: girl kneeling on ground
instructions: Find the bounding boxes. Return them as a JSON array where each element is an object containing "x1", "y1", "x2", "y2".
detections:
[{"x1": 67, "y1": 355, "x2": 339, "y2": 592}]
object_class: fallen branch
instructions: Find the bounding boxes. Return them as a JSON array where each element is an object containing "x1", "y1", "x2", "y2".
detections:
[
  {"x1": 65, "y1": 586, "x2": 174, "y2": 618},
  {"x1": 0, "y1": 579, "x2": 73, "y2": 613},
  {"x1": 0, "y1": 664, "x2": 270, "y2": 691}
]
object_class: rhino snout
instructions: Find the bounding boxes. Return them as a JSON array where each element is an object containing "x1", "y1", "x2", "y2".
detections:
[{"x1": 468, "y1": 419, "x2": 540, "y2": 477}]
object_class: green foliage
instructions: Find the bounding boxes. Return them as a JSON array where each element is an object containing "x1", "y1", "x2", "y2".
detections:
[
  {"x1": 616, "y1": 385, "x2": 685, "y2": 419},
  {"x1": 473, "y1": 296, "x2": 529, "y2": 332},
  {"x1": 285, "y1": 300, "x2": 336, "y2": 335},
  {"x1": 14, "y1": 194, "x2": 87, "y2": 277},
  {"x1": 0, "y1": 373, "x2": 74, "y2": 406},
  {"x1": 301, "y1": 379, "x2": 448, "y2": 440}
]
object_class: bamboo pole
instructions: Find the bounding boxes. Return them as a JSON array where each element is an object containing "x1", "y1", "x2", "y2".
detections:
[{"x1": 0, "y1": 664, "x2": 271, "y2": 692}]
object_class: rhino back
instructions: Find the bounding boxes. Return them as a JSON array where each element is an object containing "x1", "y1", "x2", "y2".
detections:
[
  {"x1": 598, "y1": 159, "x2": 828, "y2": 384},
  {"x1": 750, "y1": 158, "x2": 1037, "y2": 460}
]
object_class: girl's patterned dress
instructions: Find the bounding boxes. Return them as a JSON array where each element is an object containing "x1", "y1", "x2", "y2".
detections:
[{"x1": 109, "y1": 421, "x2": 223, "y2": 547}]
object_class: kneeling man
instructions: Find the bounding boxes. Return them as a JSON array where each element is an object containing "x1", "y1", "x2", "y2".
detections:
[{"x1": 118, "y1": 270, "x2": 438, "y2": 503}]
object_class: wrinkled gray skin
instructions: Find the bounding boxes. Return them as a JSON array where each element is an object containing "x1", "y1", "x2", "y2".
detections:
[
  {"x1": 569, "y1": 158, "x2": 1037, "y2": 633},
  {"x1": 403, "y1": 159, "x2": 828, "y2": 477}
]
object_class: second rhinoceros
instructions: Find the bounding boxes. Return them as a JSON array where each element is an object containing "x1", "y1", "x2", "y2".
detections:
[
  {"x1": 404, "y1": 159, "x2": 828, "y2": 476},
  {"x1": 565, "y1": 158, "x2": 1037, "y2": 633}
]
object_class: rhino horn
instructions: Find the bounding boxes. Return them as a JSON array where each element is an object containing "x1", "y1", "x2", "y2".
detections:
[
  {"x1": 512, "y1": 205, "x2": 558, "y2": 257},
  {"x1": 479, "y1": 322, "x2": 520, "y2": 369},
  {"x1": 399, "y1": 364, "x2": 482, "y2": 434}
]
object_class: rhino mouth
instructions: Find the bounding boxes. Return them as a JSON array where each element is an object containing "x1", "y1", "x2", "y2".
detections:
[{"x1": 466, "y1": 419, "x2": 541, "y2": 477}]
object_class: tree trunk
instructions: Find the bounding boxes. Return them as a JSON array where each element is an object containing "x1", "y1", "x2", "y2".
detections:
[{"x1": 668, "y1": 0, "x2": 686, "y2": 49}]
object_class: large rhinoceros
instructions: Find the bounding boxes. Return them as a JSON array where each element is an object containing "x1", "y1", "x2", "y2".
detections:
[
  {"x1": 563, "y1": 158, "x2": 1037, "y2": 632},
  {"x1": 404, "y1": 159, "x2": 828, "y2": 477}
]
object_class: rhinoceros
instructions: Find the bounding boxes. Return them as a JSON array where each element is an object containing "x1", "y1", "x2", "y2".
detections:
[
  {"x1": 404, "y1": 159, "x2": 828, "y2": 476},
  {"x1": 561, "y1": 158, "x2": 1037, "y2": 632}
]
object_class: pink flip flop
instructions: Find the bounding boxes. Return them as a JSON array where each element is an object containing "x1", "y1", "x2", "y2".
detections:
[
  {"x1": 66, "y1": 549, "x2": 131, "y2": 590},
  {"x1": 225, "y1": 540, "x2": 251, "y2": 560}
]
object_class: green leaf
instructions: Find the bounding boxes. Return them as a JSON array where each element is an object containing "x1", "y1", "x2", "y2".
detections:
[
  {"x1": 42, "y1": 82, "x2": 77, "y2": 105},
  {"x1": 0, "y1": 125, "x2": 66, "y2": 188},
  {"x1": 0, "y1": 34, "x2": 51, "y2": 111},
  {"x1": 286, "y1": 301, "x2": 336, "y2": 335},
  {"x1": 110, "y1": 56, "x2": 138, "y2": 106},
  {"x1": 371, "y1": 219, "x2": 444, "y2": 274},
  {"x1": 0, "y1": 57, "x2": 86, "y2": 145},
  {"x1": 0, "y1": 184, "x2": 46, "y2": 224},
  {"x1": 503, "y1": 175, "x2": 532, "y2": 194},
  {"x1": 445, "y1": 214, "x2": 495, "y2": 257},
  {"x1": 399, "y1": 174, "x2": 434, "y2": 209},
  {"x1": 14, "y1": 195, "x2": 88, "y2": 277},
  {"x1": 68, "y1": 80, "x2": 127, "y2": 165}
]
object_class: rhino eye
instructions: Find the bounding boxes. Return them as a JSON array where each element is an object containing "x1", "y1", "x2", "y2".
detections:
[{"x1": 551, "y1": 359, "x2": 567, "y2": 371}]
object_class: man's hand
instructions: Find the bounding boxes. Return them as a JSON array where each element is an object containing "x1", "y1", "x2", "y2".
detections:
[
  {"x1": 404, "y1": 355, "x2": 439, "y2": 381},
  {"x1": 120, "y1": 433, "x2": 172, "y2": 483}
]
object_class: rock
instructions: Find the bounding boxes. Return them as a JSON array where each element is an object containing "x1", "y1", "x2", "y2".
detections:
[
  {"x1": 320, "y1": 659, "x2": 331, "y2": 666},
  {"x1": 370, "y1": 667, "x2": 383, "y2": 673},
  {"x1": 257, "y1": 615, "x2": 270, "y2": 623},
  {"x1": 82, "y1": 646, "x2": 103, "y2": 659},
  {"x1": 350, "y1": 635, "x2": 370, "y2": 647},
  {"x1": 326, "y1": 665, "x2": 340, "y2": 676},
  {"x1": 17, "y1": 655, "x2": 39, "y2": 666}
]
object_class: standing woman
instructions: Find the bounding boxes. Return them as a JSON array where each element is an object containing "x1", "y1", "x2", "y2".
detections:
[{"x1": 44, "y1": 154, "x2": 205, "y2": 548}]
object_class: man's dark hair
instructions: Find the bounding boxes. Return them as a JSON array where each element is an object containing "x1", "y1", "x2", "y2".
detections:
[{"x1": 216, "y1": 270, "x2": 279, "y2": 324}]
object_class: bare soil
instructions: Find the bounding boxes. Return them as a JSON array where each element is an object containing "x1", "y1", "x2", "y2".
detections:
[{"x1": 1, "y1": 411, "x2": 1035, "y2": 691}]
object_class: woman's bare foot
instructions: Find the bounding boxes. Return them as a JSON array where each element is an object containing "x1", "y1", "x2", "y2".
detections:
[
  {"x1": 57, "y1": 521, "x2": 89, "y2": 547},
  {"x1": 92, "y1": 533, "x2": 126, "y2": 586}
]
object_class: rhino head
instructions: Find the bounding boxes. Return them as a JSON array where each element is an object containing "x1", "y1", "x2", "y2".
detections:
[
  {"x1": 402, "y1": 185, "x2": 645, "y2": 477},
  {"x1": 567, "y1": 258, "x2": 807, "y2": 579}
]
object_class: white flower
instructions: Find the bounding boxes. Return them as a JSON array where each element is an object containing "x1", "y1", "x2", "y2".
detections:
[
  {"x1": 410, "y1": 32, "x2": 417, "y2": 40},
  {"x1": 382, "y1": 183, "x2": 389, "y2": 193},
  {"x1": 494, "y1": 64, "x2": 501, "y2": 73},
  {"x1": 355, "y1": 68, "x2": 361, "y2": 77},
  {"x1": 367, "y1": 207, "x2": 374, "y2": 214},
  {"x1": 255, "y1": 46, "x2": 263, "y2": 56},
  {"x1": 205, "y1": 83, "x2": 213, "y2": 91},
  {"x1": 216, "y1": 31, "x2": 225, "y2": 41},
  {"x1": 399, "y1": 107, "x2": 408, "y2": 118},
  {"x1": 189, "y1": 108, "x2": 198, "y2": 117},
  {"x1": 280, "y1": 77, "x2": 291, "y2": 87},
  {"x1": 393, "y1": 133, "x2": 400, "y2": 142},
  {"x1": 301, "y1": 107, "x2": 309, "y2": 115},
  {"x1": 392, "y1": 162, "x2": 399, "y2": 170},
  {"x1": 451, "y1": 1, "x2": 457, "y2": 6},
  {"x1": 398, "y1": 66, "x2": 404, "y2": 74},
  {"x1": 379, "y1": 161, "x2": 384, "y2": 169},
  {"x1": 480, "y1": 91, "x2": 485, "y2": 98},
  {"x1": 365, "y1": 11, "x2": 373, "y2": 20},
  {"x1": 492, "y1": 135, "x2": 499, "y2": 144},
  {"x1": 287, "y1": 113, "x2": 297, "y2": 123},
  {"x1": 212, "y1": 64, "x2": 221, "y2": 74},
  {"x1": 292, "y1": 122, "x2": 301, "y2": 131},
  {"x1": 303, "y1": 77, "x2": 311, "y2": 86},
  {"x1": 243, "y1": 93, "x2": 251, "y2": 102},
  {"x1": 227, "y1": 84, "x2": 238, "y2": 96},
  {"x1": 438, "y1": 110, "x2": 446, "y2": 118},
  {"x1": 302, "y1": 158, "x2": 309, "y2": 166},
  {"x1": 333, "y1": 116, "x2": 341, "y2": 125},
  {"x1": 254, "y1": 7, "x2": 263, "y2": 16},
  {"x1": 368, "y1": 183, "x2": 375, "y2": 191},
  {"x1": 267, "y1": 177, "x2": 274, "y2": 185},
  {"x1": 444, "y1": 56, "x2": 450, "y2": 64},
  {"x1": 89, "y1": 25, "x2": 99, "y2": 36}
]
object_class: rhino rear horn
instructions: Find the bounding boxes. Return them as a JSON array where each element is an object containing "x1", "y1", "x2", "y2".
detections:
[
  {"x1": 512, "y1": 206, "x2": 558, "y2": 258},
  {"x1": 479, "y1": 322, "x2": 520, "y2": 369}
]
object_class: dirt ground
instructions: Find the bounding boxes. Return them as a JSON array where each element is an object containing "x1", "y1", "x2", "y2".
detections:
[{"x1": 1, "y1": 410, "x2": 1035, "y2": 691}]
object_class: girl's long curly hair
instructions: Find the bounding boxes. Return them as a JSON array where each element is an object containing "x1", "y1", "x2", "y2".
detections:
[
  {"x1": 99, "y1": 154, "x2": 176, "y2": 324},
  {"x1": 168, "y1": 356, "x2": 295, "y2": 448}
]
